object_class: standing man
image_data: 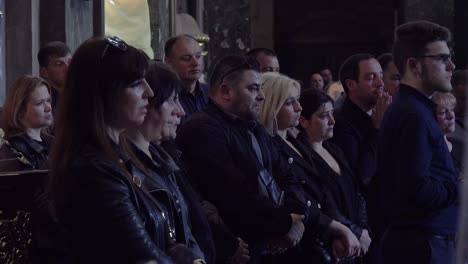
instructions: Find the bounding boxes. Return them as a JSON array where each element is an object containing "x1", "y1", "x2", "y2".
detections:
[
  {"x1": 246, "y1": 48, "x2": 280, "y2": 73},
  {"x1": 376, "y1": 21, "x2": 459, "y2": 264},
  {"x1": 331, "y1": 54, "x2": 391, "y2": 189},
  {"x1": 37, "y1": 41, "x2": 72, "y2": 110},
  {"x1": 165, "y1": 34, "x2": 208, "y2": 118},
  {"x1": 177, "y1": 55, "x2": 306, "y2": 263}
]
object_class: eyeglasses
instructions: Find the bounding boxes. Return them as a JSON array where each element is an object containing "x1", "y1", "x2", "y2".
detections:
[
  {"x1": 219, "y1": 58, "x2": 259, "y2": 84},
  {"x1": 101, "y1": 36, "x2": 128, "y2": 59},
  {"x1": 415, "y1": 53, "x2": 452, "y2": 64}
]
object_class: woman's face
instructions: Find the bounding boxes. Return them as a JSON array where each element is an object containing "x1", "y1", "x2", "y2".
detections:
[
  {"x1": 276, "y1": 87, "x2": 302, "y2": 130},
  {"x1": 146, "y1": 91, "x2": 186, "y2": 142},
  {"x1": 115, "y1": 78, "x2": 153, "y2": 129},
  {"x1": 300, "y1": 101, "x2": 335, "y2": 142},
  {"x1": 21, "y1": 84, "x2": 53, "y2": 129},
  {"x1": 435, "y1": 101, "x2": 456, "y2": 134}
]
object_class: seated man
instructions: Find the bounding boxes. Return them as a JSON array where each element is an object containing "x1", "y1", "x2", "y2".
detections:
[{"x1": 177, "y1": 55, "x2": 305, "y2": 263}]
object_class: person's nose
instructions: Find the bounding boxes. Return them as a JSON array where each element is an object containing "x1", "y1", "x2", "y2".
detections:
[
  {"x1": 143, "y1": 80, "x2": 154, "y2": 98},
  {"x1": 294, "y1": 100, "x2": 302, "y2": 113},
  {"x1": 175, "y1": 100, "x2": 186, "y2": 118}
]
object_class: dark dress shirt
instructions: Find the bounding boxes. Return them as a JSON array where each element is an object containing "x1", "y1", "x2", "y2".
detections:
[
  {"x1": 179, "y1": 81, "x2": 209, "y2": 120},
  {"x1": 331, "y1": 97, "x2": 378, "y2": 189},
  {"x1": 374, "y1": 84, "x2": 459, "y2": 236}
]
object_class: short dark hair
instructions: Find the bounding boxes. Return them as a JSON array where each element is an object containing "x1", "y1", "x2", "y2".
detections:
[
  {"x1": 299, "y1": 88, "x2": 334, "y2": 121},
  {"x1": 37, "y1": 41, "x2": 71, "y2": 67},
  {"x1": 208, "y1": 55, "x2": 259, "y2": 96},
  {"x1": 377, "y1": 53, "x2": 393, "y2": 71},
  {"x1": 146, "y1": 61, "x2": 182, "y2": 109},
  {"x1": 246, "y1": 48, "x2": 277, "y2": 58},
  {"x1": 339, "y1": 53, "x2": 374, "y2": 93},
  {"x1": 393, "y1": 21, "x2": 451, "y2": 77},
  {"x1": 451, "y1": 69, "x2": 468, "y2": 87},
  {"x1": 164, "y1": 34, "x2": 197, "y2": 58}
]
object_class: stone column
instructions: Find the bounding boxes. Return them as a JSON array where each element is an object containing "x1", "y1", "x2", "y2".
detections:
[
  {"x1": 203, "y1": 0, "x2": 252, "y2": 71},
  {"x1": 5, "y1": 0, "x2": 39, "y2": 91},
  {"x1": 147, "y1": 0, "x2": 170, "y2": 60}
]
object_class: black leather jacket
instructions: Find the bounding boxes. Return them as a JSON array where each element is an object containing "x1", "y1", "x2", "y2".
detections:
[
  {"x1": 62, "y1": 144, "x2": 197, "y2": 264},
  {"x1": 0, "y1": 132, "x2": 51, "y2": 170}
]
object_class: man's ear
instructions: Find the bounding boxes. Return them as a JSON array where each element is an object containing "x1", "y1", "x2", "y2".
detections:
[
  {"x1": 39, "y1": 67, "x2": 48, "y2": 79},
  {"x1": 219, "y1": 83, "x2": 232, "y2": 100},
  {"x1": 408, "y1": 58, "x2": 422, "y2": 77},
  {"x1": 345, "y1": 78, "x2": 357, "y2": 92}
]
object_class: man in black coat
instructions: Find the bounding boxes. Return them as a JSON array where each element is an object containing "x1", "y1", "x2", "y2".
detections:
[{"x1": 177, "y1": 55, "x2": 306, "y2": 263}]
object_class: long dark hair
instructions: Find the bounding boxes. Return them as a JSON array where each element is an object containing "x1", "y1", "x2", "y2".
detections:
[{"x1": 48, "y1": 37, "x2": 149, "y2": 217}]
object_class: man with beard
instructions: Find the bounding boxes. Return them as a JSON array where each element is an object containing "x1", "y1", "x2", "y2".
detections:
[
  {"x1": 165, "y1": 34, "x2": 208, "y2": 119},
  {"x1": 331, "y1": 54, "x2": 392, "y2": 189},
  {"x1": 375, "y1": 21, "x2": 459, "y2": 264},
  {"x1": 177, "y1": 55, "x2": 306, "y2": 263}
]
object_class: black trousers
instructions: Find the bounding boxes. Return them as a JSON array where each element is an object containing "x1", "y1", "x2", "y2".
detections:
[{"x1": 381, "y1": 229, "x2": 455, "y2": 264}]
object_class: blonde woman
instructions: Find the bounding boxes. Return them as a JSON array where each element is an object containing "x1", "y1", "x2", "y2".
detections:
[
  {"x1": 432, "y1": 92, "x2": 463, "y2": 179},
  {"x1": 258, "y1": 72, "x2": 363, "y2": 263}
]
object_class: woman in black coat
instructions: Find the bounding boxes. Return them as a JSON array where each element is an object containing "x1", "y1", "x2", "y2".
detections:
[
  {"x1": 48, "y1": 37, "x2": 185, "y2": 264},
  {"x1": 258, "y1": 72, "x2": 364, "y2": 263}
]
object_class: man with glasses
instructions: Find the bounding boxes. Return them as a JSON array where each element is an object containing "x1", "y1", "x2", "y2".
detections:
[
  {"x1": 177, "y1": 55, "x2": 307, "y2": 263},
  {"x1": 374, "y1": 21, "x2": 459, "y2": 264},
  {"x1": 165, "y1": 34, "x2": 208, "y2": 119}
]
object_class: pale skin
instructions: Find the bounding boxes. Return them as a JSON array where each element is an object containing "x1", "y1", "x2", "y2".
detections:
[
  {"x1": 214, "y1": 71, "x2": 305, "y2": 253},
  {"x1": 400, "y1": 41, "x2": 455, "y2": 96},
  {"x1": 346, "y1": 58, "x2": 392, "y2": 129},
  {"x1": 21, "y1": 84, "x2": 53, "y2": 141},
  {"x1": 299, "y1": 101, "x2": 371, "y2": 258}
]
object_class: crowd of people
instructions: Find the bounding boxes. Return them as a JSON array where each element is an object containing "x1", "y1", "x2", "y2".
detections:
[{"x1": 0, "y1": 20, "x2": 465, "y2": 264}]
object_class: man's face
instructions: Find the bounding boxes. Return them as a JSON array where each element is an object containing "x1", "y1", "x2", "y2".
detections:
[
  {"x1": 230, "y1": 70, "x2": 264, "y2": 120},
  {"x1": 382, "y1": 61, "x2": 400, "y2": 96},
  {"x1": 320, "y1": 68, "x2": 333, "y2": 85},
  {"x1": 165, "y1": 38, "x2": 202, "y2": 84},
  {"x1": 310, "y1": 73, "x2": 324, "y2": 90},
  {"x1": 419, "y1": 41, "x2": 455, "y2": 94},
  {"x1": 256, "y1": 53, "x2": 280, "y2": 73},
  {"x1": 350, "y1": 58, "x2": 384, "y2": 109},
  {"x1": 40, "y1": 54, "x2": 72, "y2": 90}
]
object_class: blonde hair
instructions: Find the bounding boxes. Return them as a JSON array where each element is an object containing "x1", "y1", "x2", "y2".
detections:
[
  {"x1": 2, "y1": 75, "x2": 51, "y2": 136},
  {"x1": 258, "y1": 72, "x2": 301, "y2": 134},
  {"x1": 432, "y1": 91, "x2": 456, "y2": 109}
]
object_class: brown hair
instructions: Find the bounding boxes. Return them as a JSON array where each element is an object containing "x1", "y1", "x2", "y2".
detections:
[
  {"x1": 393, "y1": 21, "x2": 451, "y2": 77},
  {"x1": 2, "y1": 75, "x2": 51, "y2": 136}
]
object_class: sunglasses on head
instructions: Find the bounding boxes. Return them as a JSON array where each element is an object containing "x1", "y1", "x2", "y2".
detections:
[{"x1": 101, "y1": 36, "x2": 128, "y2": 60}]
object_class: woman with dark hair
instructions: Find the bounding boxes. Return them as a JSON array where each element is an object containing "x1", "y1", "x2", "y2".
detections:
[
  {"x1": 48, "y1": 36, "x2": 183, "y2": 263},
  {"x1": 124, "y1": 62, "x2": 210, "y2": 264},
  {"x1": 296, "y1": 89, "x2": 371, "y2": 261},
  {"x1": 258, "y1": 72, "x2": 363, "y2": 263},
  {"x1": 0, "y1": 75, "x2": 53, "y2": 169}
]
